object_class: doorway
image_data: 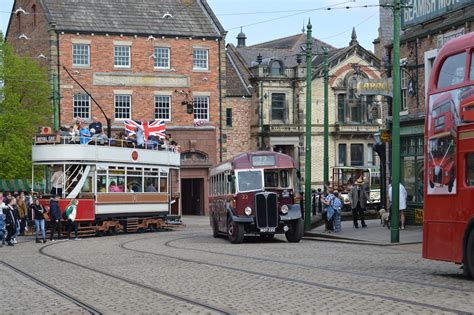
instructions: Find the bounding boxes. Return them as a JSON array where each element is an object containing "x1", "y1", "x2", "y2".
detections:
[{"x1": 181, "y1": 178, "x2": 204, "y2": 215}]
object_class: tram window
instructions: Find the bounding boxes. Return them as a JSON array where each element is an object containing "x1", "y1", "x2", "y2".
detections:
[
  {"x1": 145, "y1": 178, "x2": 158, "y2": 192},
  {"x1": 280, "y1": 170, "x2": 290, "y2": 188},
  {"x1": 127, "y1": 176, "x2": 142, "y2": 192},
  {"x1": 264, "y1": 171, "x2": 279, "y2": 188},
  {"x1": 160, "y1": 177, "x2": 168, "y2": 192},
  {"x1": 466, "y1": 153, "x2": 474, "y2": 186},
  {"x1": 97, "y1": 175, "x2": 107, "y2": 192},
  {"x1": 109, "y1": 176, "x2": 125, "y2": 192},
  {"x1": 82, "y1": 176, "x2": 93, "y2": 193}
]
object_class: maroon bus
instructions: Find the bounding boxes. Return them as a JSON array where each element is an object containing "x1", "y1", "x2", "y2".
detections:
[{"x1": 209, "y1": 151, "x2": 303, "y2": 244}]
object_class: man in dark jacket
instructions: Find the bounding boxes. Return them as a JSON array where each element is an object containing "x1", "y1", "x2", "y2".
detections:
[
  {"x1": 49, "y1": 195, "x2": 62, "y2": 241},
  {"x1": 4, "y1": 198, "x2": 17, "y2": 246}
]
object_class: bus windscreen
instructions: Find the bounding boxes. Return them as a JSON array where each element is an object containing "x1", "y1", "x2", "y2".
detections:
[{"x1": 237, "y1": 170, "x2": 263, "y2": 192}]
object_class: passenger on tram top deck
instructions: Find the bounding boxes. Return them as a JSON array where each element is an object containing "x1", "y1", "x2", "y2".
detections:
[
  {"x1": 89, "y1": 116, "x2": 103, "y2": 135},
  {"x1": 146, "y1": 181, "x2": 157, "y2": 192},
  {"x1": 109, "y1": 181, "x2": 123, "y2": 193},
  {"x1": 79, "y1": 124, "x2": 91, "y2": 145}
]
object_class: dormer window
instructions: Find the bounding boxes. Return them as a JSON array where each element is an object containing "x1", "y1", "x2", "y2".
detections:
[{"x1": 270, "y1": 61, "x2": 283, "y2": 75}]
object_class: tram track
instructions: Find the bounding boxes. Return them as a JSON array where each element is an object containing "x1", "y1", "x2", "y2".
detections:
[
  {"x1": 0, "y1": 260, "x2": 102, "y2": 315},
  {"x1": 118, "y1": 234, "x2": 472, "y2": 315},
  {"x1": 164, "y1": 235, "x2": 473, "y2": 293},
  {"x1": 38, "y1": 240, "x2": 232, "y2": 315}
]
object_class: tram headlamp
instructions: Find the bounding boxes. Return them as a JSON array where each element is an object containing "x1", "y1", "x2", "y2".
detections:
[
  {"x1": 244, "y1": 206, "x2": 252, "y2": 216},
  {"x1": 281, "y1": 204, "x2": 289, "y2": 214}
]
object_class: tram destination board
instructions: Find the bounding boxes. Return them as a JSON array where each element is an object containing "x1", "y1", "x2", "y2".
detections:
[{"x1": 35, "y1": 134, "x2": 60, "y2": 144}]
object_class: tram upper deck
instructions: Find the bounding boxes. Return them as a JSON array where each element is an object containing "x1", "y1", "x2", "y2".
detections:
[{"x1": 32, "y1": 136, "x2": 180, "y2": 168}]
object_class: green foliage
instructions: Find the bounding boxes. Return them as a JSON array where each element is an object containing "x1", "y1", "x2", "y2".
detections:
[{"x1": 0, "y1": 38, "x2": 52, "y2": 179}]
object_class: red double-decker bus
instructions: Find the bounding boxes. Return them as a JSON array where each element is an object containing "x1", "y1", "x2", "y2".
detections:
[
  {"x1": 209, "y1": 151, "x2": 303, "y2": 244},
  {"x1": 424, "y1": 32, "x2": 474, "y2": 278}
]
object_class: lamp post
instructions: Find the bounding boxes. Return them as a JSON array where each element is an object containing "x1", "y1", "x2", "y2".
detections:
[
  {"x1": 323, "y1": 49, "x2": 329, "y2": 192},
  {"x1": 257, "y1": 54, "x2": 264, "y2": 150},
  {"x1": 390, "y1": 0, "x2": 402, "y2": 243},
  {"x1": 304, "y1": 20, "x2": 313, "y2": 230}
]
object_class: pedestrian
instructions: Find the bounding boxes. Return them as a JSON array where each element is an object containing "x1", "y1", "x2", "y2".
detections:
[
  {"x1": 65, "y1": 199, "x2": 79, "y2": 240},
  {"x1": 388, "y1": 182, "x2": 408, "y2": 230},
  {"x1": 0, "y1": 207, "x2": 5, "y2": 247},
  {"x1": 31, "y1": 198, "x2": 47, "y2": 243},
  {"x1": 17, "y1": 192, "x2": 28, "y2": 235},
  {"x1": 49, "y1": 195, "x2": 62, "y2": 241},
  {"x1": 4, "y1": 198, "x2": 17, "y2": 246},
  {"x1": 321, "y1": 186, "x2": 336, "y2": 233},
  {"x1": 11, "y1": 194, "x2": 20, "y2": 243},
  {"x1": 311, "y1": 188, "x2": 317, "y2": 215},
  {"x1": 331, "y1": 191, "x2": 343, "y2": 233},
  {"x1": 349, "y1": 178, "x2": 368, "y2": 228}
]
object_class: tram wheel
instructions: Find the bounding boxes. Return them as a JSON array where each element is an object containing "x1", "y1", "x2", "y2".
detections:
[
  {"x1": 464, "y1": 231, "x2": 474, "y2": 279},
  {"x1": 285, "y1": 218, "x2": 303, "y2": 243},
  {"x1": 212, "y1": 216, "x2": 219, "y2": 238},
  {"x1": 227, "y1": 218, "x2": 244, "y2": 244}
]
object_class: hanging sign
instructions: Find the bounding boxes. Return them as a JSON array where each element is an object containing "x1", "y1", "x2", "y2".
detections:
[{"x1": 357, "y1": 79, "x2": 393, "y2": 97}]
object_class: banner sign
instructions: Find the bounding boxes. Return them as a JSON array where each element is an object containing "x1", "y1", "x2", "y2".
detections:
[
  {"x1": 356, "y1": 79, "x2": 393, "y2": 97},
  {"x1": 401, "y1": 0, "x2": 470, "y2": 29}
]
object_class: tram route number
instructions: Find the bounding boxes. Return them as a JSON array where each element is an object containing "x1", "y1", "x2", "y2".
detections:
[{"x1": 260, "y1": 227, "x2": 276, "y2": 233}]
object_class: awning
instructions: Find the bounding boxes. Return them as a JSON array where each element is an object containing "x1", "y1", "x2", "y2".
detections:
[{"x1": 0, "y1": 180, "x2": 46, "y2": 192}]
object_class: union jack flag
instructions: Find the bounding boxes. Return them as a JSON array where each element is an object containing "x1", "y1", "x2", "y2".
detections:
[{"x1": 123, "y1": 119, "x2": 166, "y2": 141}]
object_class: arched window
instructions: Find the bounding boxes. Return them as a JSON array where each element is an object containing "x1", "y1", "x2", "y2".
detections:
[
  {"x1": 336, "y1": 71, "x2": 373, "y2": 124},
  {"x1": 270, "y1": 60, "x2": 283, "y2": 75}
]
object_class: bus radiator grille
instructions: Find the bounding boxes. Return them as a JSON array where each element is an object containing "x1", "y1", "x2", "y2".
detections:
[{"x1": 255, "y1": 192, "x2": 278, "y2": 229}]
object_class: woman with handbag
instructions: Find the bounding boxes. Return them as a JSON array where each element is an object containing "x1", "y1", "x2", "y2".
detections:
[{"x1": 30, "y1": 198, "x2": 47, "y2": 244}]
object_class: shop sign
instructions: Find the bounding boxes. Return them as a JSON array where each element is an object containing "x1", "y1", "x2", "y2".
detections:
[
  {"x1": 415, "y1": 208, "x2": 424, "y2": 224},
  {"x1": 402, "y1": 0, "x2": 470, "y2": 29},
  {"x1": 357, "y1": 79, "x2": 393, "y2": 97},
  {"x1": 380, "y1": 129, "x2": 391, "y2": 143}
]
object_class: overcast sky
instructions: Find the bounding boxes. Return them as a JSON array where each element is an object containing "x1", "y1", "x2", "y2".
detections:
[{"x1": 1, "y1": 0, "x2": 380, "y2": 51}]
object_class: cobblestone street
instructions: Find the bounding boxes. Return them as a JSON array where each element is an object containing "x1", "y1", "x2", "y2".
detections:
[{"x1": 1, "y1": 216, "x2": 473, "y2": 314}]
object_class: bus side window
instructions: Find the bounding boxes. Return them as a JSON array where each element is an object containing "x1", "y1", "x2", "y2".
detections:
[
  {"x1": 466, "y1": 153, "x2": 474, "y2": 186},
  {"x1": 470, "y1": 53, "x2": 474, "y2": 81},
  {"x1": 437, "y1": 52, "x2": 466, "y2": 88}
]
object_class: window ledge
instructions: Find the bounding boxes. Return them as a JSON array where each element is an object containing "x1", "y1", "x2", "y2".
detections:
[
  {"x1": 400, "y1": 110, "x2": 409, "y2": 116},
  {"x1": 72, "y1": 65, "x2": 91, "y2": 69},
  {"x1": 193, "y1": 69, "x2": 210, "y2": 73}
]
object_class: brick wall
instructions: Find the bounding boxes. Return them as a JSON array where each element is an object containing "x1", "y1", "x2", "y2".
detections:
[
  {"x1": 7, "y1": 0, "x2": 50, "y2": 70},
  {"x1": 223, "y1": 97, "x2": 252, "y2": 160}
]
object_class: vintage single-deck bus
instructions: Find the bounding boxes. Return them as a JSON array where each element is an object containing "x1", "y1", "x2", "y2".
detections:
[
  {"x1": 209, "y1": 151, "x2": 303, "y2": 244},
  {"x1": 424, "y1": 31, "x2": 474, "y2": 278},
  {"x1": 32, "y1": 133, "x2": 181, "y2": 236}
]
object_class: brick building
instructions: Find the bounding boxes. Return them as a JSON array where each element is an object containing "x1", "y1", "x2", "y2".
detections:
[
  {"x1": 374, "y1": 0, "x2": 474, "y2": 224},
  {"x1": 6, "y1": 0, "x2": 226, "y2": 216}
]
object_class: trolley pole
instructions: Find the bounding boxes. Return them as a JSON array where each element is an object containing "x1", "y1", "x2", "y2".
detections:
[
  {"x1": 390, "y1": 0, "x2": 401, "y2": 243},
  {"x1": 52, "y1": 73, "x2": 60, "y2": 131},
  {"x1": 323, "y1": 49, "x2": 329, "y2": 192},
  {"x1": 304, "y1": 20, "x2": 313, "y2": 230},
  {"x1": 260, "y1": 81, "x2": 264, "y2": 149}
]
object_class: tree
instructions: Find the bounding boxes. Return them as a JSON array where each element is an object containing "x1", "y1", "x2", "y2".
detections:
[{"x1": 0, "y1": 34, "x2": 52, "y2": 179}]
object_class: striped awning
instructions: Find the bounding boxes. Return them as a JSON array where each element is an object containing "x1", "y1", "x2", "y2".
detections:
[{"x1": 0, "y1": 180, "x2": 45, "y2": 192}]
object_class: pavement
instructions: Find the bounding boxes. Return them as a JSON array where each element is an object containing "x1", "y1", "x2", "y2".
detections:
[{"x1": 305, "y1": 217, "x2": 423, "y2": 245}]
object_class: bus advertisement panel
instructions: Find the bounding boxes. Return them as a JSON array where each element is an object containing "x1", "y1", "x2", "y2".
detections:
[{"x1": 427, "y1": 89, "x2": 461, "y2": 194}]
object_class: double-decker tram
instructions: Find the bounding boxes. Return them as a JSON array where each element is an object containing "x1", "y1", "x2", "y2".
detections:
[
  {"x1": 209, "y1": 151, "x2": 303, "y2": 244},
  {"x1": 31, "y1": 133, "x2": 181, "y2": 236},
  {"x1": 423, "y1": 32, "x2": 474, "y2": 278}
]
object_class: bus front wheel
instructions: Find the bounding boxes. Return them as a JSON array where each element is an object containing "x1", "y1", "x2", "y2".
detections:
[
  {"x1": 464, "y1": 231, "x2": 474, "y2": 279},
  {"x1": 227, "y1": 218, "x2": 244, "y2": 244},
  {"x1": 285, "y1": 218, "x2": 303, "y2": 243}
]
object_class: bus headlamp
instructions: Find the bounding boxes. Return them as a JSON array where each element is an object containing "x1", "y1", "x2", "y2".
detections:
[
  {"x1": 281, "y1": 204, "x2": 289, "y2": 214},
  {"x1": 244, "y1": 206, "x2": 252, "y2": 216}
]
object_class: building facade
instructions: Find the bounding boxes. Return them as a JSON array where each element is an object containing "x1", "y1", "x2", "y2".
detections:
[
  {"x1": 6, "y1": 0, "x2": 226, "y2": 216},
  {"x1": 227, "y1": 31, "x2": 382, "y2": 189},
  {"x1": 374, "y1": 0, "x2": 474, "y2": 224}
]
